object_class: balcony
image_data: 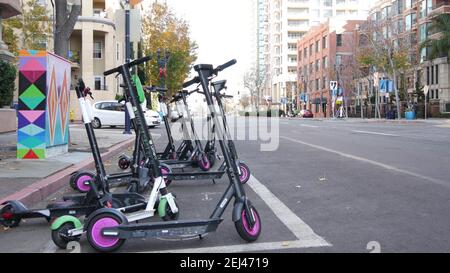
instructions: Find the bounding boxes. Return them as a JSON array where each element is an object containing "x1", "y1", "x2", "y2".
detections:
[{"x1": 429, "y1": 1, "x2": 450, "y2": 17}]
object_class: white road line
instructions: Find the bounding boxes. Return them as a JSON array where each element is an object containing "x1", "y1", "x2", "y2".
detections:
[
  {"x1": 41, "y1": 240, "x2": 59, "y2": 253},
  {"x1": 300, "y1": 124, "x2": 319, "y2": 128},
  {"x1": 352, "y1": 130, "x2": 400, "y2": 137},
  {"x1": 282, "y1": 136, "x2": 450, "y2": 188},
  {"x1": 142, "y1": 175, "x2": 331, "y2": 253},
  {"x1": 247, "y1": 176, "x2": 330, "y2": 245},
  {"x1": 145, "y1": 240, "x2": 324, "y2": 253}
]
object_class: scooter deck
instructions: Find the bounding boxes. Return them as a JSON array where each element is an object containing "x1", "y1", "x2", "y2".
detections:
[
  {"x1": 102, "y1": 218, "x2": 223, "y2": 239},
  {"x1": 63, "y1": 193, "x2": 146, "y2": 207},
  {"x1": 168, "y1": 171, "x2": 225, "y2": 181}
]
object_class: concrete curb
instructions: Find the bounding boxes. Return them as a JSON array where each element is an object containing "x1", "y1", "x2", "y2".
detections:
[{"x1": 0, "y1": 137, "x2": 135, "y2": 207}]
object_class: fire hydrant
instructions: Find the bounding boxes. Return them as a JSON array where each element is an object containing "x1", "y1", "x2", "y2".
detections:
[{"x1": 70, "y1": 110, "x2": 75, "y2": 123}]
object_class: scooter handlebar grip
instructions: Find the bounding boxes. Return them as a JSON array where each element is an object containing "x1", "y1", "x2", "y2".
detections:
[
  {"x1": 216, "y1": 59, "x2": 237, "y2": 72},
  {"x1": 128, "y1": 55, "x2": 152, "y2": 68},
  {"x1": 182, "y1": 77, "x2": 200, "y2": 88}
]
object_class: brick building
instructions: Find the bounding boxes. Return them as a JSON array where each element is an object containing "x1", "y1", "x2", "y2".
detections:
[{"x1": 297, "y1": 19, "x2": 364, "y2": 118}]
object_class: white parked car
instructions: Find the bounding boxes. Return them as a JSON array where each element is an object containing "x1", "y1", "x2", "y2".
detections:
[{"x1": 91, "y1": 101, "x2": 161, "y2": 129}]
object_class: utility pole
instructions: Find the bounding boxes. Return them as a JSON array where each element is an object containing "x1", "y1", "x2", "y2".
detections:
[{"x1": 123, "y1": 0, "x2": 132, "y2": 135}]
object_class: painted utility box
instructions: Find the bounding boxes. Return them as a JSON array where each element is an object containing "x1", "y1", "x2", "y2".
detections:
[{"x1": 17, "y1": 50, "x2": 71, "y2": 159}]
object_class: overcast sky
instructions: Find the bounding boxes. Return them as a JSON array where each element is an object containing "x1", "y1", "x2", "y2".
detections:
[
  {"x1": 143, "y1": 0, "x2": 255, "y2": 95},
  {"x1": 142, "y1": 0, "x2": 378, "y2": 94}
]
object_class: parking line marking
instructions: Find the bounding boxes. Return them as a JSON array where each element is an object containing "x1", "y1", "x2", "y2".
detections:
[
  {"x1": 352, "y1": 130, "x2": 400, "y2": 137},
  {"x1": 141, "y1": 175, "x2": 331, "y2": 253},
  {"x1": 282, "y1": 136, "x2": 450, "y2": 188},
  {"x1": 247, "y1": 176, "x2": 330, "y2": 246},
  {"x1": 300, "y1": 124, "x2": 319, "y2": 128},
  {"x1": 145, "y1": 240, "x2": 325, "y2": 253}
]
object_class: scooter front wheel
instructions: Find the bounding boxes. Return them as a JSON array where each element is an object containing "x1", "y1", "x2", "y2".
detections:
[
  {"x1": 73, "y1": 172, "x2": 95, "y2": 193},
  {"x1": 161, "y1": 165, "x2": 172, "y2": 187},
  {"x1": 159, "y1": 198, "x2": 180, "y2": 221},
  {"x1": 239, "y1": 163, "x2": 251, "y2": 184},
  {"x1": 0, "y1": 204, "x2": 21, "y2": 228},
  {"x1": 87, "y1": 213, "x2": 125, "y2": 253},
  {"x1": 51, "y1": 222, "x2": 81, "y2": 249},
  {"x1": 197, "y1": 153, "x2": 212, "y2": 171},
  {"x1": 235, "y1": 206, "x2": 261, "y2": 242}
]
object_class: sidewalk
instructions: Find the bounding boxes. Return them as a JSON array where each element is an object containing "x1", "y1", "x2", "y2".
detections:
[{"x1": 0, "y1": 124, "x2": 135, "y2": 206}]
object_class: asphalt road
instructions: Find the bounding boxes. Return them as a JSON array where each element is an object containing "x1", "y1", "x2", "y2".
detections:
[{"x1": 1, "y1": 118, "x2": 449, "y2": 253}]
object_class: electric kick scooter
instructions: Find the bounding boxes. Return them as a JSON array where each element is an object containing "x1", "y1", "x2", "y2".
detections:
[
  {"x1": 210, "y1": 80, "x2": 251, "y2": 184},
  {"x1": 50, "y1": 56, "x2": 180, "y2": 249},
  {"x1": 69, "y1": 85, "x2": 168, "y2": 194},
  {"x1": 0, "y1": 81, "x2": 149, "y2": 230},
  {"x1": 54, "y1": 59, "x2": 261, "y2": 252}
]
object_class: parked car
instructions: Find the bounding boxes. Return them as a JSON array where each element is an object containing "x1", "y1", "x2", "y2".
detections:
[
  {"x1": 91, "y1": 101, "x2": 161, "y2": 129},
  {"x1": 299, "y1": 109, "x2": 314, "y2": 118}
]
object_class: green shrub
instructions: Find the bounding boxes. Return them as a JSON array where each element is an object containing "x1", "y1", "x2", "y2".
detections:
[{"x1": 0, "y1": 60, "x2": 17, "y2": 107}]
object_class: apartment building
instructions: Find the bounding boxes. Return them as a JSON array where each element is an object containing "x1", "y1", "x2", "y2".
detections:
[
  {"x1": 262, "y1": 0, "x2": 369, "y2": 113},
  {"x1": 16, "y1": 0, "x2": 140, "y2": 120},
  {"x1": 362, "y1": 0, "x2": 449, "y2": 116},
  {"x1": 297, "y1": 19, "x2": 363, "y2": 118},
  {"x1": 420, "y1": 0, "x2": 450, "y2": 114}
]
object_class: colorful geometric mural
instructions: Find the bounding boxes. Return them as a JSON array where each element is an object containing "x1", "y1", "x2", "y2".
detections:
[
  {"x1": 17, "y1": 50, "x2": 71, "y2": 159},
  {"x1": 18, "y1": 50, "x2": 47, "y2": 159},
  {"x1": 46, "y1": 54, "x2": 71, "y2": 147}
]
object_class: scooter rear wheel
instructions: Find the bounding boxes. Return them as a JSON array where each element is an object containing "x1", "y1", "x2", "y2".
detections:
[
  {"x1": 235, "y1": 206, "x2": 261, "y2": 242},
  {"x1": 69, "y1": 171, "x2": 79, "y2": 190},
  {"x1": 0, "y1": 204, "x2": 21, "y2": 228},
  {"x1": 87, "y1": 213, "x2": 125, "y2": 253},
  {"x1": 51, "y1": 222, "x2": 81, "y2": 249},
  {"x1": 118, "y1": 155, "x2": 131, "y2": 170},
  {"x1": 73, "y1": 172, "x2": 95, "y2": 193}
]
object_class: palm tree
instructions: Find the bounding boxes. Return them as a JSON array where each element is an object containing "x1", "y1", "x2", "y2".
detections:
[{"x1": 420, "y1": 13, "x2": 450, "y2": 60}]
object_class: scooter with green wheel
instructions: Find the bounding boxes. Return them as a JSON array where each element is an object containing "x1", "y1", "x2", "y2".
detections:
[
  {"x1": 54, "y1": 59, "x2": 261, "y2": 253},
  {"x1": 68, "y1": 77, "x2": 170, "y2": 194},
  {"x1": 51, "y1": 56, "x2": 180, "y2": 249}
]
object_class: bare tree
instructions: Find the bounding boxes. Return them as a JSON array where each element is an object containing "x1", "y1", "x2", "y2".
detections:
[
  {"x1": 243, "y1": 66, "x2": 266, "y2": 113},
  {"x1": 54, "y1": 0, "x2": 81, "y2": 58},
  {"x1": 358, "y1": 13, "x2": 414, "y2": 119},
  {"x1": 240, "y1": 94, "x2": 250, "y2": 111}
]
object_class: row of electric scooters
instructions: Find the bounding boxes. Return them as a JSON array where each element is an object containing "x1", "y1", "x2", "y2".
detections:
[{"x1": 0, "y1": 57, "x2": 261, "y2": 252}]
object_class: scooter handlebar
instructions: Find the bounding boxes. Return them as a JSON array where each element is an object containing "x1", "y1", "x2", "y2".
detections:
[
  {"x1": 214, "y1": 59, "x2": 237, "y2": 74},
  {"x1": 182, "y1": 76, "x2": 200, "y2": 88},
  {"x1": 104, "y1": 55, "x2": 152, "y2": 76}
]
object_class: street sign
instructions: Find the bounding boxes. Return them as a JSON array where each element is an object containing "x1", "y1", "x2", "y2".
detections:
[
  {"x1": 424, "y1": 85, "x2": 430, "y2": 95},
  {"x1": 330, "y1": 81, "x2": 338, "y2": 92}
]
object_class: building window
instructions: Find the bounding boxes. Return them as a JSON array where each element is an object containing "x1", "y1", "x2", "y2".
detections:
[
  {"x1": 94, "y1": 76, "x2": 104, "y2": 90},
  {"x1": 93, "y1": 41, "x2": 102, "y2": 59},
  {"x1": 431, "y1": 65, "x2": 434, "y2": 85},
  {"x1": 309, "y1": 44, "x2": 313, "y2": 56},
  {"x1": 315, "y1": 40, "x2": 320, "y2": 52},
  {"x1": 323, "y1": 56, "x2": 328, "y2": 68},
  {"x1": 426, "y1": 67, "x2": 430, "y2": 85},
  {"x1": 435, "y1": 65, "x2": 439, "y2": 84},
  {"x1": 336, "y1": 34, "x2": 342, "y2": 46},
  {"x1": 336, "y1": 54, "x2": 342, "y2": 65},
  {"x1": 322, "y1": 36, "x2": 327, "y2": 49}
]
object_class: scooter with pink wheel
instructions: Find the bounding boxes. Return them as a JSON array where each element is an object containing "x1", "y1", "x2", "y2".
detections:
[{"x1": 52, "y1": 59, "x2": 261, "y2": 253}]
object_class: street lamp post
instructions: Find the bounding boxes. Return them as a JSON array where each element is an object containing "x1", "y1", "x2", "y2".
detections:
[{"x1": 123, "y1": 0, "x2": 132, "y2": 135}]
